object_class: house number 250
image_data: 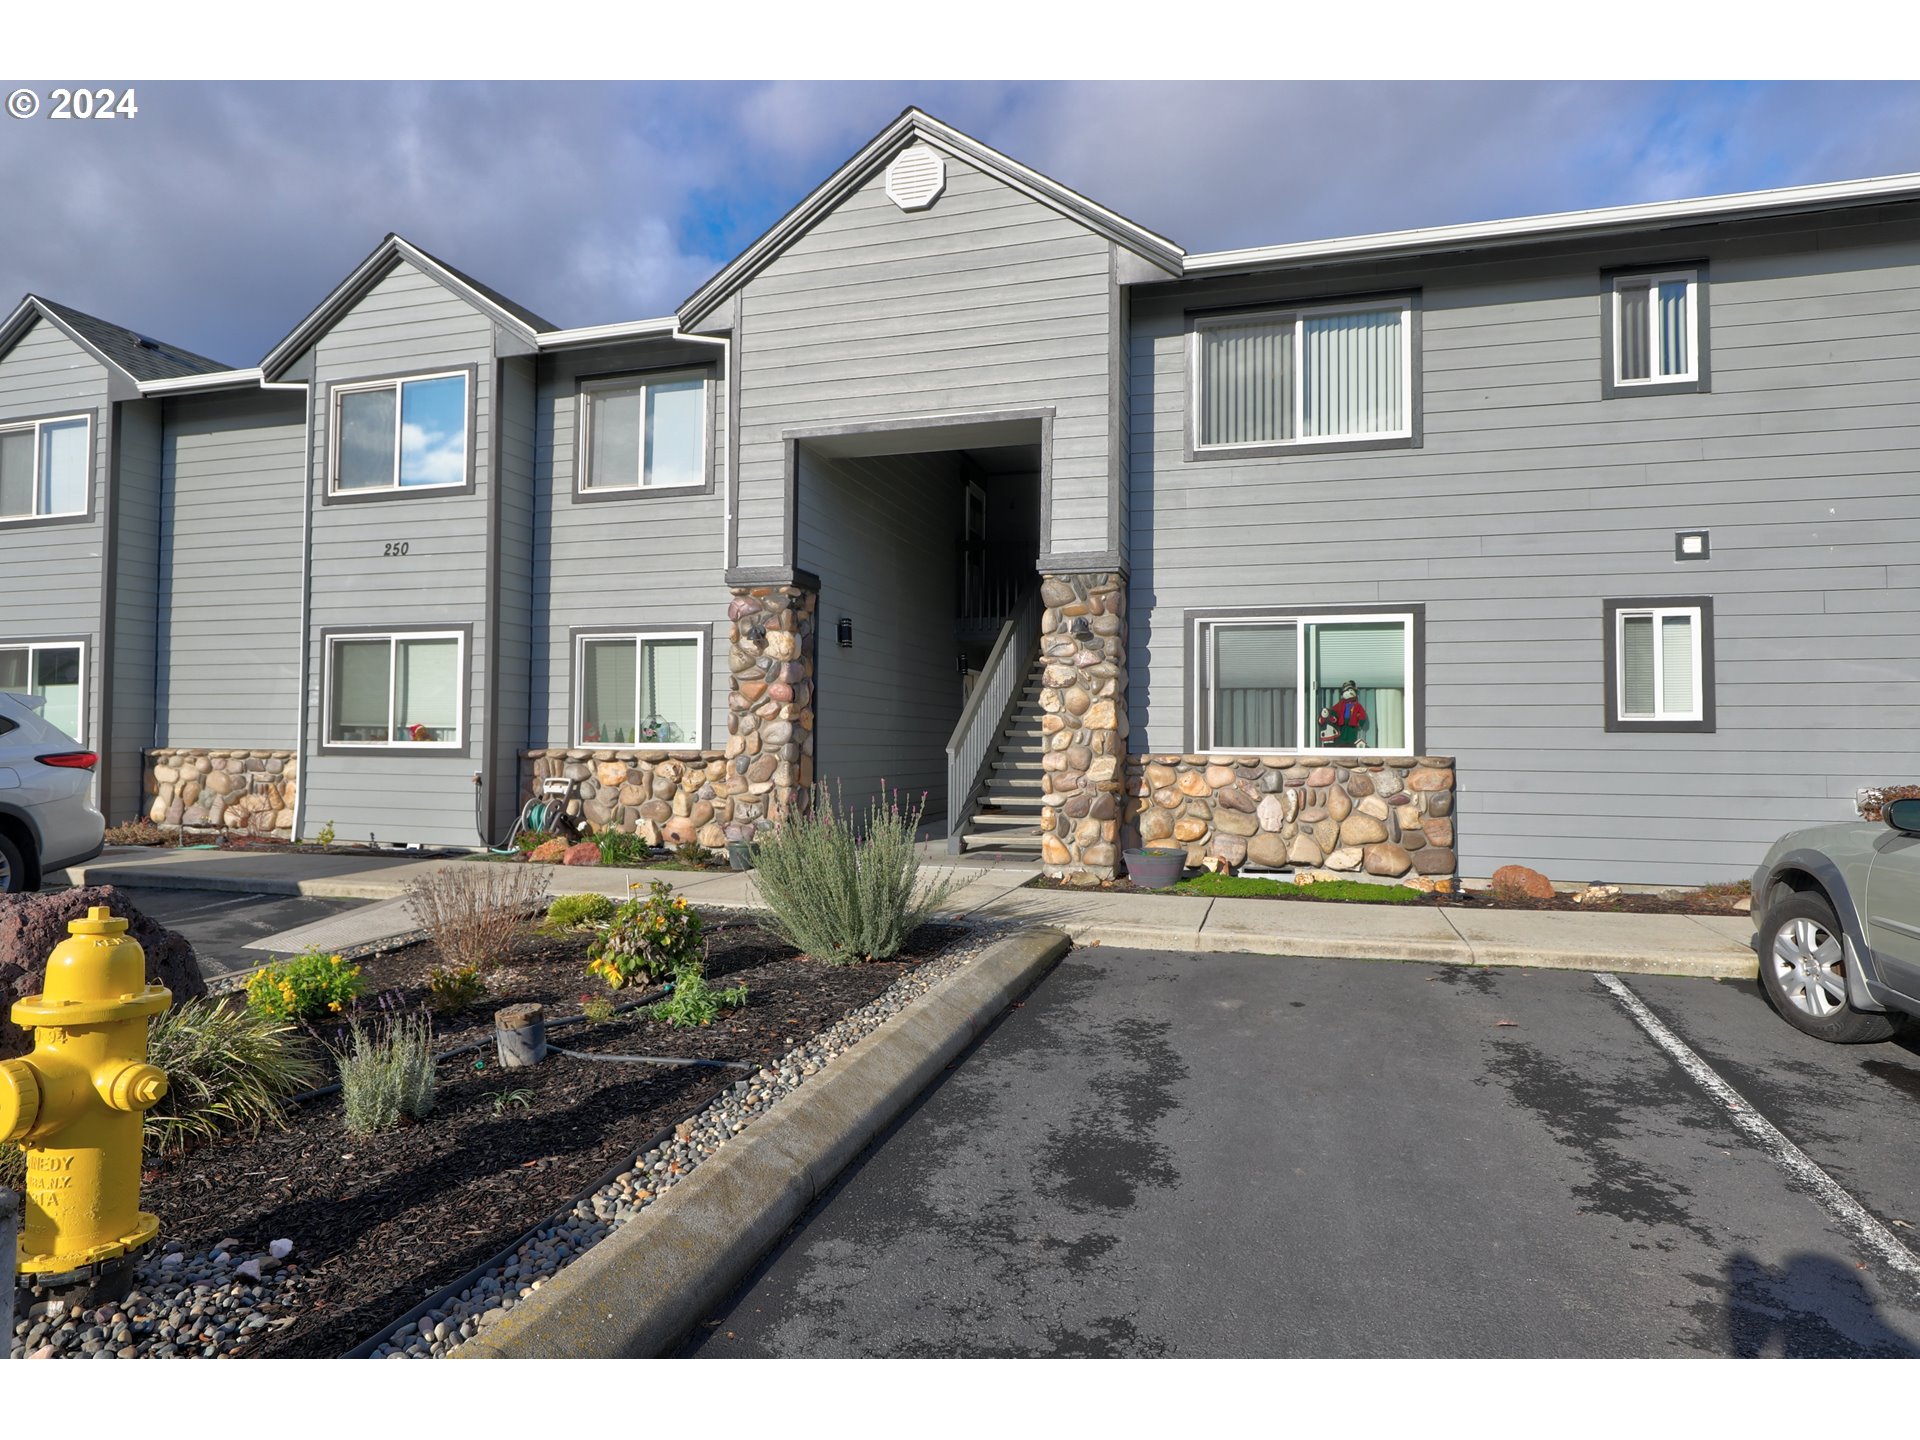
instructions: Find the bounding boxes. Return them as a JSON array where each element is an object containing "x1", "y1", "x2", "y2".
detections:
[{"x1": 383, "y1": 542, "x2": 411, "y2": 557}]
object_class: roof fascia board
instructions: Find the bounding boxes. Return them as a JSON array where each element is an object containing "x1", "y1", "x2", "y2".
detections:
[
  {"x1": 678, "y1": 109, "x2": 1184, "y2": 328},
  {"x1": 260, "y1": 236, "x2": 542, "y2": 380},
  {"x1": 0, "y1": 296, "x2": 140, "y2": 392},
  {"x1": 1183, "y1": 171, "x2": 1920, "y2": 279},
  {"x1": 536, "y1": 317, "x2": 680, "y2": 350}
]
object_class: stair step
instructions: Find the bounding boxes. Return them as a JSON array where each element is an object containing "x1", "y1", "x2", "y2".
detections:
[
  {"x1": 961, "y1": 832, "x2": 1045, "y2": 852},
  {"x1": 992, "y1": 758, "x2": 1045, "y2": 770},
  {"x1": 966, "y1": 811, "x2": 1045, "y2": 830},
  {"x1": 973, "y1": 796, "x2": 1046, "y2": 813}
]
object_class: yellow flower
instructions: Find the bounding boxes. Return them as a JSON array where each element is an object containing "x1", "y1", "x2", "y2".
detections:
[{"x1": 328, "y1": 1001, "x2": 342, "y2": 1012}]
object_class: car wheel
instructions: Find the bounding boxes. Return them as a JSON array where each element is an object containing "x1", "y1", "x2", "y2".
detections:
[
  {"x1": 0, "y1": 831, "x2": 26, "y2": 893},
  {"x1": 1760, "y1": 892, "x2": 1904, "y2": 1043}
]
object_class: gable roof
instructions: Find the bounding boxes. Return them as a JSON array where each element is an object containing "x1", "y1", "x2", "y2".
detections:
[
  {"x1": 677, "y1": 107, "x2": 1186, "y2": 329},
  {"x1": 0, "y1": 295, "x2": 231, "y2": 387},
  {"x1": 260, "y1": 233, "x2": 556, "y2": 380}
]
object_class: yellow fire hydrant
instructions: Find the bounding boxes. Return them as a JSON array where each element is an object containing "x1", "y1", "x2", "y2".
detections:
[{"x1": 1, "y1": 906, "x2": 171, "y2": 1279}]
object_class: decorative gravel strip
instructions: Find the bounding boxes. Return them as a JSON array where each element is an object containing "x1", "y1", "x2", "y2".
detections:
[
  {"x1": 9, "y1": 1239, "x2": 309, "y2": 1359},
  {"x1": 367, "y1": 919, "x2": 1018, "y2": 1359}
]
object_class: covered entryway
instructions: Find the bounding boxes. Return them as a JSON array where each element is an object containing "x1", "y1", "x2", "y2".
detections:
[{"x1": 791, "y1": 415, "x2": 1042, "y2": 837}]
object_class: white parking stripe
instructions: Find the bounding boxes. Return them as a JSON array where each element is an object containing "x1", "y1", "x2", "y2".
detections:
[{"x1": 1595, "y1": 971, "x2": 1920, "y2": 1283}]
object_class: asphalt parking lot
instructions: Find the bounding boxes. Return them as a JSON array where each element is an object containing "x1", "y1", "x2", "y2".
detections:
[
  {"x1": 682, "y1": 945, "x2": 1920, "y2": 1358},
  {"x1": 106, "y1": 886, "x2": 371, "y2": 981}
]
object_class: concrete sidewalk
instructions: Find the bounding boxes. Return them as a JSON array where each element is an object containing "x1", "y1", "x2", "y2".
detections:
[{"x1": 52, "y1": 845, "x2": 1759, "y2": 979}]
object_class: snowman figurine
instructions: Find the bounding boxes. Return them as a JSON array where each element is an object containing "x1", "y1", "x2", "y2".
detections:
[{"x1": 1316, "y1": 681, "x2": 1369, "y2": 749}]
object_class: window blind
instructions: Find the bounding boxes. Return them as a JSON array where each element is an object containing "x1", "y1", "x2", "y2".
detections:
[
  {"x1": 38, "y1": 419, "x2": 87, "y2": 514},
  {"x1": 645, "y1": 380, "x2": 704, "y2": 488},
  {"x1": 1618, "y1": 284, "x2": 1651, "y2": 381},
  {"x1": 1661, "y1": 613, "x2": 1695, "y2": 713},
  {"x1": 641, "y1": 637, "x2": 699, "y2": 744},
  {"x1": 396, "y1": 638, "x2": 459, "y2": 739},
  {"x1": 1658, "y1": 281, "x2": 1690, "y2": 376},
  {"x1": 589, "y1": 389, "x2": 642, "y2": 490},
  {"x1": 1621, "y1": 615, "x2": 1656, "y2": 715},
  {"x1": 1200, "y1": 319, "x2": 1291, "y2": 446},
  {"x1": 0, "y1": 430, "x2": 33, "y2": 516},
  {"x1": 582, "y1": 639, "x2": 638, "y2": 744},
  {"x1": 331, "y1": 640, "x2": 392, "y2": 740},
  {"x1": 1303, "y1": 309, "x2": 1403, "y2": 438}
]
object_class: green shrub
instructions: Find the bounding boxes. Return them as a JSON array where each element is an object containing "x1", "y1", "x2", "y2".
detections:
[
  {"x1": 144, "y1": 997, "x2": 327, "y2": 1154},
  {"x1": 591, "y1": 829, "x2": 651, "y2": 866},
  {"x1": 587, "y1": 881, "x2": 703, "y2": 989},
  {"x1": 427, "y1": 964, "x2": 487, "y2": 1013},
  {"x1": 672, "y1": 840, "x2": 711, "y2": 867},
  {"x1": 647, "y1": 963, "x2": 747, "y2": 1029},
  {"x1": 748, "y1": 784, "x2": 959, "y2": 964},
  {"x1": 339, "y1": 1018, "x2": 437, "y2": 1135},
  {"x1": 514, "y1": 827, "x2": 558, "y2": 854},
  {"x1": 246, "y1": 948, "x2": 363, "y2": 1021},
  {"x1": 545, "y1": 893, "x2": 616, "y2": 930},
  {"x1": 578, "y1": 992, "x2": 616, "y2": 1024}
]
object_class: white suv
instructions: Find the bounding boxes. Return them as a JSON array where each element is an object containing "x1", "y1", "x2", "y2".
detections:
[{"x1": 0, "y1": 691, "x2": 105, "y2": 892}]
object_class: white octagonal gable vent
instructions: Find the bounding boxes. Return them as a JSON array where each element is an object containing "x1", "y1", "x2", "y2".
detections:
[{"x1": 885, "y1": 144, "x2": 946, "y2": 212}]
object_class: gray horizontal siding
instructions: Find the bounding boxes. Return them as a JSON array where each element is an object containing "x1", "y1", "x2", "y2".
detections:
[
  {"x1": 107, "y1": 399, "x2": 162, "y2": 823},
  {"x1": 797, "y1": 447, "x2": 962, "y2": 820},
  {"x1": 1130, "y1": 206, "x2": 1920, "y2": 884},
  {"x1": 158, "y1": 390, "x2": 307, "y2": 749},
  {"x1": 735, "y1": 154, "x2": 1118, "y2": 568},
  {"x1": 0, "y1": 317, "x2": 109, "y2": 754},
  {"x1": 301, "y1": 258, "x2": 496, "y2": 844},
  {"x1": 535, "y1": 338, "x2": 730, "y2": 747}
]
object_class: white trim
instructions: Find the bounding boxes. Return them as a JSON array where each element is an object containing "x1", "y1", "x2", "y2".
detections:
[
  {"x1": 572, "y1": 630, "x2": 707, "y2": 751},
  {"x1": 138, "y1": 367, "x2": 264, "y2": 395},
  {"x1": 1198, "y1": 611, "x2": 1417, "y2": 758},
  {"x1": 538, "y1": 318, "x2": 679, "y2": 350},
  {"x1": 0, "y1": 638, "x2": 87, "y2": 744},
  {"x1": 1613, "y1": 604, "x2": 1704, "y2": 723},
  {"x1": 1191, "y1": 298, "x2": 1415, "y2": 452},
  {"x1": 328, "y1": 369, "x2": 469, "y2": 495},
  {"x1": 1183, "y1": 170, "x2": 1920, "y2": 277},
  {"x1": 577, "y1": 369, "x2": 710, "y2": 495},
  {"x1": 0, "y1": 412, "x2": 91, "y2": 522},
  {"x1": 1610, "y1": 268, "x2": 1698, "y2": 386},
  {"x1": 322, "y1": 630, "x2": 466, "y2": 749}
]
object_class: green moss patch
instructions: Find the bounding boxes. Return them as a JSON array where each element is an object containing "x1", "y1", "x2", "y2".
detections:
[{"x1": 1171, "y1": 872, "x2": 1424, "y2": 904}]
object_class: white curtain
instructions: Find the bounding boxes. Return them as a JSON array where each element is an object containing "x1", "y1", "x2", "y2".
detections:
[
  {"x1": 38, "y1": 418, "x2": 88, "y2": 514},
  {"x1": 1617, "y1": 284, "x2": 1651, "y2": 381},
  {"x1": 640, "y1": 637, "x2": 699, "y2": 744},
  {"x1": 1303, "y1": 308, "x2": 1403, "y2": 438},
  {"x1": 1212, "y1": 623, "x2": 1297, "y2": 748},
  {"x1": 582, "y1": 639, "x2": 638, "y2": 744},
  {"x1": 1200, "y1": 319, "x2": 1291, "y2": 446},
  {"x1": 396, "y1": 638, "x2": 458, "y2": 741}
]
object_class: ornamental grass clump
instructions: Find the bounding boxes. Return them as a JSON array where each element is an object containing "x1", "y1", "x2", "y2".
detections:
[
  {"x1": 339, "y1": 1017, "x2": 437, "y2": 1135},
  {"x1": 544, "y1": 892, "x2": 616, "y2": 931},
  {"x1": 245, "y1": 948, "x2": 363, "y2": 1021},
  {"x1": 748, "y1": 783, "x2": 959, "y2": 964},
  {"x1": 587, "y1": 881, "x2": 703, "y2": 989},
  {"x1": 144, "y1": 997, "x2": 327, "y2": 1154},
  {"x1": 590, "y1": 828, "x2": 651, "y2": 866},
  {"x1": 405, "y1": 863, "x2": 547, "y2": 972}
]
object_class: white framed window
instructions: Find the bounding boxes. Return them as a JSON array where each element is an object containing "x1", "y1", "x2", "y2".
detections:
[
  {"x1": 1192, "y1": 298, "x2": 1413, "y2": 452},
  {"x1": 1611, "y1": 270, "x2": 1698, "y2": 386},
  {"x1": 1610, "y1": 603, "x2": 1705, "y2": 724},
  {"x1": 579, "y1": 371, "x2": 708, "y2": 493},
  {"x1": 0, "y1": 414, "x2": 89, "y2": 521},
  {"x1": 0, "y1": 640, "x2": 85, "y2": 740},
  {"x1": 331, "y1": 371, "x2": 469, "y2": 494},
  {"x1": 574, "y1": 631, "x2": 705, "y2": 748},
  {"x1": 1193, "y1": 611, "x2": 1417, "y2": 756},
  {"x1": 324, "y1": 631, "x2": 464, "y2": 747}
]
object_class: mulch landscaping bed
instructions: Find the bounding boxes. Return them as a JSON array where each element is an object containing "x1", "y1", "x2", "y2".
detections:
[
  {"x1": 138, "y1": 916, "x2": 963, "y2": 1359},
  {"x1": 1027, "y1": 874, "x2": 1751, "y2": 917}
]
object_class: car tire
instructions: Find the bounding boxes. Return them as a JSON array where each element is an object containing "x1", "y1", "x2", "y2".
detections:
[
  {"x1": 1759, "y1": 891, "x2": 1904, "y2": 1044},
  {"x1": 0, "y1": 831, "x2": 27, "y2": 894}
]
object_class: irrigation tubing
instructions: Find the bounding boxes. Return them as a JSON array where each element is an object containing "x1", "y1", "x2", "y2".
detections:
[{"x1": 551, "y1": 1046, "x2": 752, "y2": 1072}]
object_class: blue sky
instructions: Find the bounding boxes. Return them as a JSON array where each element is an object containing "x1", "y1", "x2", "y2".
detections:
[{"x1": 2, "y1": 80, "x2": 1917, "y2": 368}]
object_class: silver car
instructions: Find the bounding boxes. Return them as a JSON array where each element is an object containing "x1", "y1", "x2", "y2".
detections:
[
  {"x1": 1752, "y1": 799, "x2": 1920, "y2": 1043},
  {"x1": 0, "y1": 690, "x2": 105, "y2": 892}
]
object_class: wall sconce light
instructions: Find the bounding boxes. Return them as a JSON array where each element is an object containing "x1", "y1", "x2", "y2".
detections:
[
  {"x1": 1675, "y1": 530, "x2": 1710, "y2": 561},
  {"x1": 837, "y1": 617, "x2": 853, "y2": 648}
]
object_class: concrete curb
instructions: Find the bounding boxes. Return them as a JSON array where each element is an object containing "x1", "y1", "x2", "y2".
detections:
[{"x1": 450, "y1": 925, "x2": 1072, "y2": 1359}]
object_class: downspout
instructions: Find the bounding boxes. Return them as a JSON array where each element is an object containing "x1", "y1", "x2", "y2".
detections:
[{"x1": 261, "y1": 378, "x2": 313, "y2": 842}]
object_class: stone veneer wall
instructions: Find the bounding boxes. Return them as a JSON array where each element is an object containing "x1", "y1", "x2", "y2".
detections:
[
  {"x1": 1126, "y1": 753, "x2": 1458, "y2": 883},
  {"x1": 144, "y1": 749, "x2": 296, "y2": 839},
  {"x1": 726, "y1": 582, "x2": 817, "y2": 834},
  {"x1": 524, "y1": 750, "x2": 736, "y2": 847},
  {"x1": 1037, "y1": 572, "x2": 1127, "y2": 881}
]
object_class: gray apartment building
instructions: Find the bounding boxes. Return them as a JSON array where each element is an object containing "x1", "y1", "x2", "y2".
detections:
[{"x1": 1, "y1": 108, "x2": 1915, "y2": 887}]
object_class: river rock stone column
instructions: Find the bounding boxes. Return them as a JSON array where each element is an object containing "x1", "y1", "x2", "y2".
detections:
[
  {"x1": 145, "y1": 749, "x2": 296, "y2": 839},
  {"x1": 725, "y1": 582, "x2": 817, "y2": 839},
  {"x1": 1037, "y1": 571, "x2": 1127, "y2": 881}
]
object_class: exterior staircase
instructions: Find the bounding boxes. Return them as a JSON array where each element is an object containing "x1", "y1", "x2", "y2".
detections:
[{"x1": 954, "y1": 653, "x2": 1048, "y2": 857}]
